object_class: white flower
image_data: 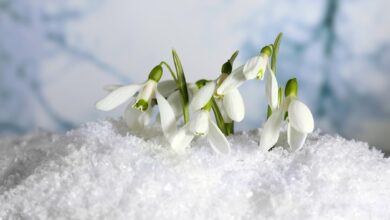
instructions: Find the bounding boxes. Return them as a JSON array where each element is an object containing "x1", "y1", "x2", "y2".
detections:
[
  {"x1": 196, "y1": 77, "x2": 245, "y2": 122},
  {"x1": 216, "y1": 65, "x2": 246, "y2": 96},
  {"x1": 286, "y1": 99, "x2": 314, "y2": 151},
  {"x1": 216, "y1": 46, "x2": 272, "y2": 96},
  {"x1": 101, "y1": 80, "x2": 176, "y2": 130},
  {"x1": 242, "y1": 54, "x2": 269, "y2": 80},
  {"x1": 221, "y1": 88, "x2": 245, "y2": 122},
  {"x1": 97, "y1": 79, "x2": 157, "y2": 131},
  {"x1": 170, "y1": 81, "x2": 231, "y2": 154},
  {"x1": 95, "y1": 66, "x2": 176, "y2": 139},
  {"x1": 260, "y1": 77, "x2": 314, "y2": 152},
  {"x1": 214, "y1": 48, "x2": 272, "y2": 122}
]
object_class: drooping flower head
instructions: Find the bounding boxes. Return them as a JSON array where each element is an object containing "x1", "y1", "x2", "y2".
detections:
[
  {"x1": 169, "y1": 81, "x2": 230, "y2": 154},
  {"x1": 96, "y1": 65, "x2": 176, "y2": 133},
  {"x1": 216, "y1": 45, "x2": 273, "y2": 96},
  {"x1": 260, "y1": 78, "x2": 314, "y2": 152}
]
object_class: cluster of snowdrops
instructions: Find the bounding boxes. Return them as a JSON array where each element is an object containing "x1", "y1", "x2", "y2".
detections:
[{"x1": 96, "y1": 34, "x2": 314, "y2": 154}]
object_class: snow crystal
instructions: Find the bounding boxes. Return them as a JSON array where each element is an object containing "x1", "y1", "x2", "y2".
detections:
[{"x1": 0, "y1": 119, "x2": 389, "y2": 220}]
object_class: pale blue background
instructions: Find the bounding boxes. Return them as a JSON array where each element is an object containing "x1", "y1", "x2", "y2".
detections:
[{"x1": 1, "y1": 0, "x2": 389, "y2": 153}]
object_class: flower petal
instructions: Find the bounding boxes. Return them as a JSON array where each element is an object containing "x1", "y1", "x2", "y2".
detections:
[
  {"x1": 169, "y1": 125, "x2": 194, "y2": 154},
  {"x1": 215, "y1": 99, "x2": 232, "y2": 123},
  {"x1": 243, "y1": 56, "x2": 262, "y2": 80},
  {"x1": 135, "y1": 80, "x2": 157, "y2": 104},
  {"x1": 96, "y1": 84, "x2": 143, "y2": 111},
  {"x1": 259, "y1": 109, "x2": 284, "y2": 151},
  {"x1": 187, "y1": 83, "x2": 199, "y2": 99},
  {"x1": 281, "y1": 96, "x2": 295, "y2": 113},
  {"x1": 287, "y1": 124, "x2": 308, "y2": 151},
  {"x1": 265, "y1": 65, "x2": 279, "y2": 110},
  {"x1": 124, "y1": 102, "x2": 143, "y2": 130},
  {"x1": 288, "y1": 99, "x2": 314, "y2": 133},
  {"x1": 138, "y1": 106, "x2": 154, "y2": 126},
  {"x1": 167, "y1": 90, "x2": 183, "y2": 118},
  {"x1": 190, "y1": 81, "x2": 216, "y2": 112},
  {"x1": 223, "y1": 88, "x2": 245, "y2": 122},
  {"x1": 216, "y1": 65, "x2": 245, "y2": 95},
  {"x1": 157, "y1": 80, "x2": 177, "y2": 97},
  {"x1": 156, "y1": 89, "x2": 177, "y2": 138},
  {"x1": 207, "y1": 120, "x2": 230, "y2": 154},
  {"x1": 189, "y1": 110, "x2": 210, "y2": 135},
  {"x1": 104, "y1": 84, "x2": 123, "y2": 92}
]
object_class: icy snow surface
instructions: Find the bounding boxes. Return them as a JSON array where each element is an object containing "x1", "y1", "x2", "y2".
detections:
[{"x1": 0, "y1": 119, "x2": 389, "y2": 220}]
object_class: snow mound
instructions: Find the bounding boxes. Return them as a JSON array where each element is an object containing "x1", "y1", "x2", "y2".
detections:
[{"x1": 0, "y1": 119, "x2": 389, "y2": 220}]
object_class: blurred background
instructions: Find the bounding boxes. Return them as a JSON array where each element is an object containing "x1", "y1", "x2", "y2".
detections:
[{"x1": 0, "y1": 0, "x2": 389, "y2": 153}]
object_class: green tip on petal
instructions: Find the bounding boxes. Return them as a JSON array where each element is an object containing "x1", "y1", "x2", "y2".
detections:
[
  {"x1": 133, "y1": 99, "x2": 149, "y2": 111},
  {"x1": 148, "y1": 65, "x2": 163, "y2": 82},
  {"x1": 195, "y1": 79, "x2": 209, "y2": 89},
  {"x1": 256, "y1": 68, "x2": 265, "y2": 80},
  {"x1": 285, "y1": 78, "x2": 298, "y2": 97},
  {"x1": 260, "y1": 45, "x2": 273, "y2": 57},
  {"x1": 221, "y1": 61, "x2": 232, "y2": 74}
]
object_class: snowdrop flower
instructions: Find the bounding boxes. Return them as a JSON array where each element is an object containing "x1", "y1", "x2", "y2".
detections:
[
  {"x1": 260, "y1": 78, "x2": 314, "y2": 152},
  {"x1": 95, "y1": 65, "x2": 175, "y2": 133},
  {"x1": 242, "y1": 45, "x2": 273, "y2": 80},
  {"x1": 216, "y1": 76, "x2": 245, "y2": 122},
  {"x1": 170, "y1": 81, "x2": 230, "y2": 154},
  {"x1": 286, "y1": 98, "x2": 315, "y2": 151},
  {"x1": 216, "y1": 45, "x2": 272, "y2": 96}
]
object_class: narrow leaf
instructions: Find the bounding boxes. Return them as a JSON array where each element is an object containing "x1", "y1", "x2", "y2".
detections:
[
  {"x1": 271, "y1": 33, "x2": 283, "y2": 74},
  {"x1": 172, "y1": 50, "x2": 190, "y2": 124}
]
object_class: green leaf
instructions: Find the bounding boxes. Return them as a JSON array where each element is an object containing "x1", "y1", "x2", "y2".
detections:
[
  {"x1": 172, "y1": 50, "x2": 190, "y2": 124},
  {"x1": 271, "y1": 33, "x2": 283, "y2": 74}
]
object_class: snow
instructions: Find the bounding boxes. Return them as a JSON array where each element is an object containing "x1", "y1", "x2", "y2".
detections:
[{"x1": 0, "y1": 119, "x2": 389, "y2": 220}]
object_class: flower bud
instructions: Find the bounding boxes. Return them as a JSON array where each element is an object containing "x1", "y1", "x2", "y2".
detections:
[{"x1": 221, "y1": 61, "x2": 232, "y2": 74}]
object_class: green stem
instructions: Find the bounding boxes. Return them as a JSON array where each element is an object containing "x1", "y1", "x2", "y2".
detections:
[
  {"x1": 160, "y1": 61, "x2": 177, "y2": 82},
  {"x1": 225, "y1": 122, "x2": 234, "y2": 136},
  {"x1": 211, "y1": 98, "x2": 227, "y2": 135}
]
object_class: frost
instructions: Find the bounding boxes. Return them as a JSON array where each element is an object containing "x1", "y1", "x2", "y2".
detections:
[{"x1": 0, "y1": 119, "x2": 389, "y2": 220}]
